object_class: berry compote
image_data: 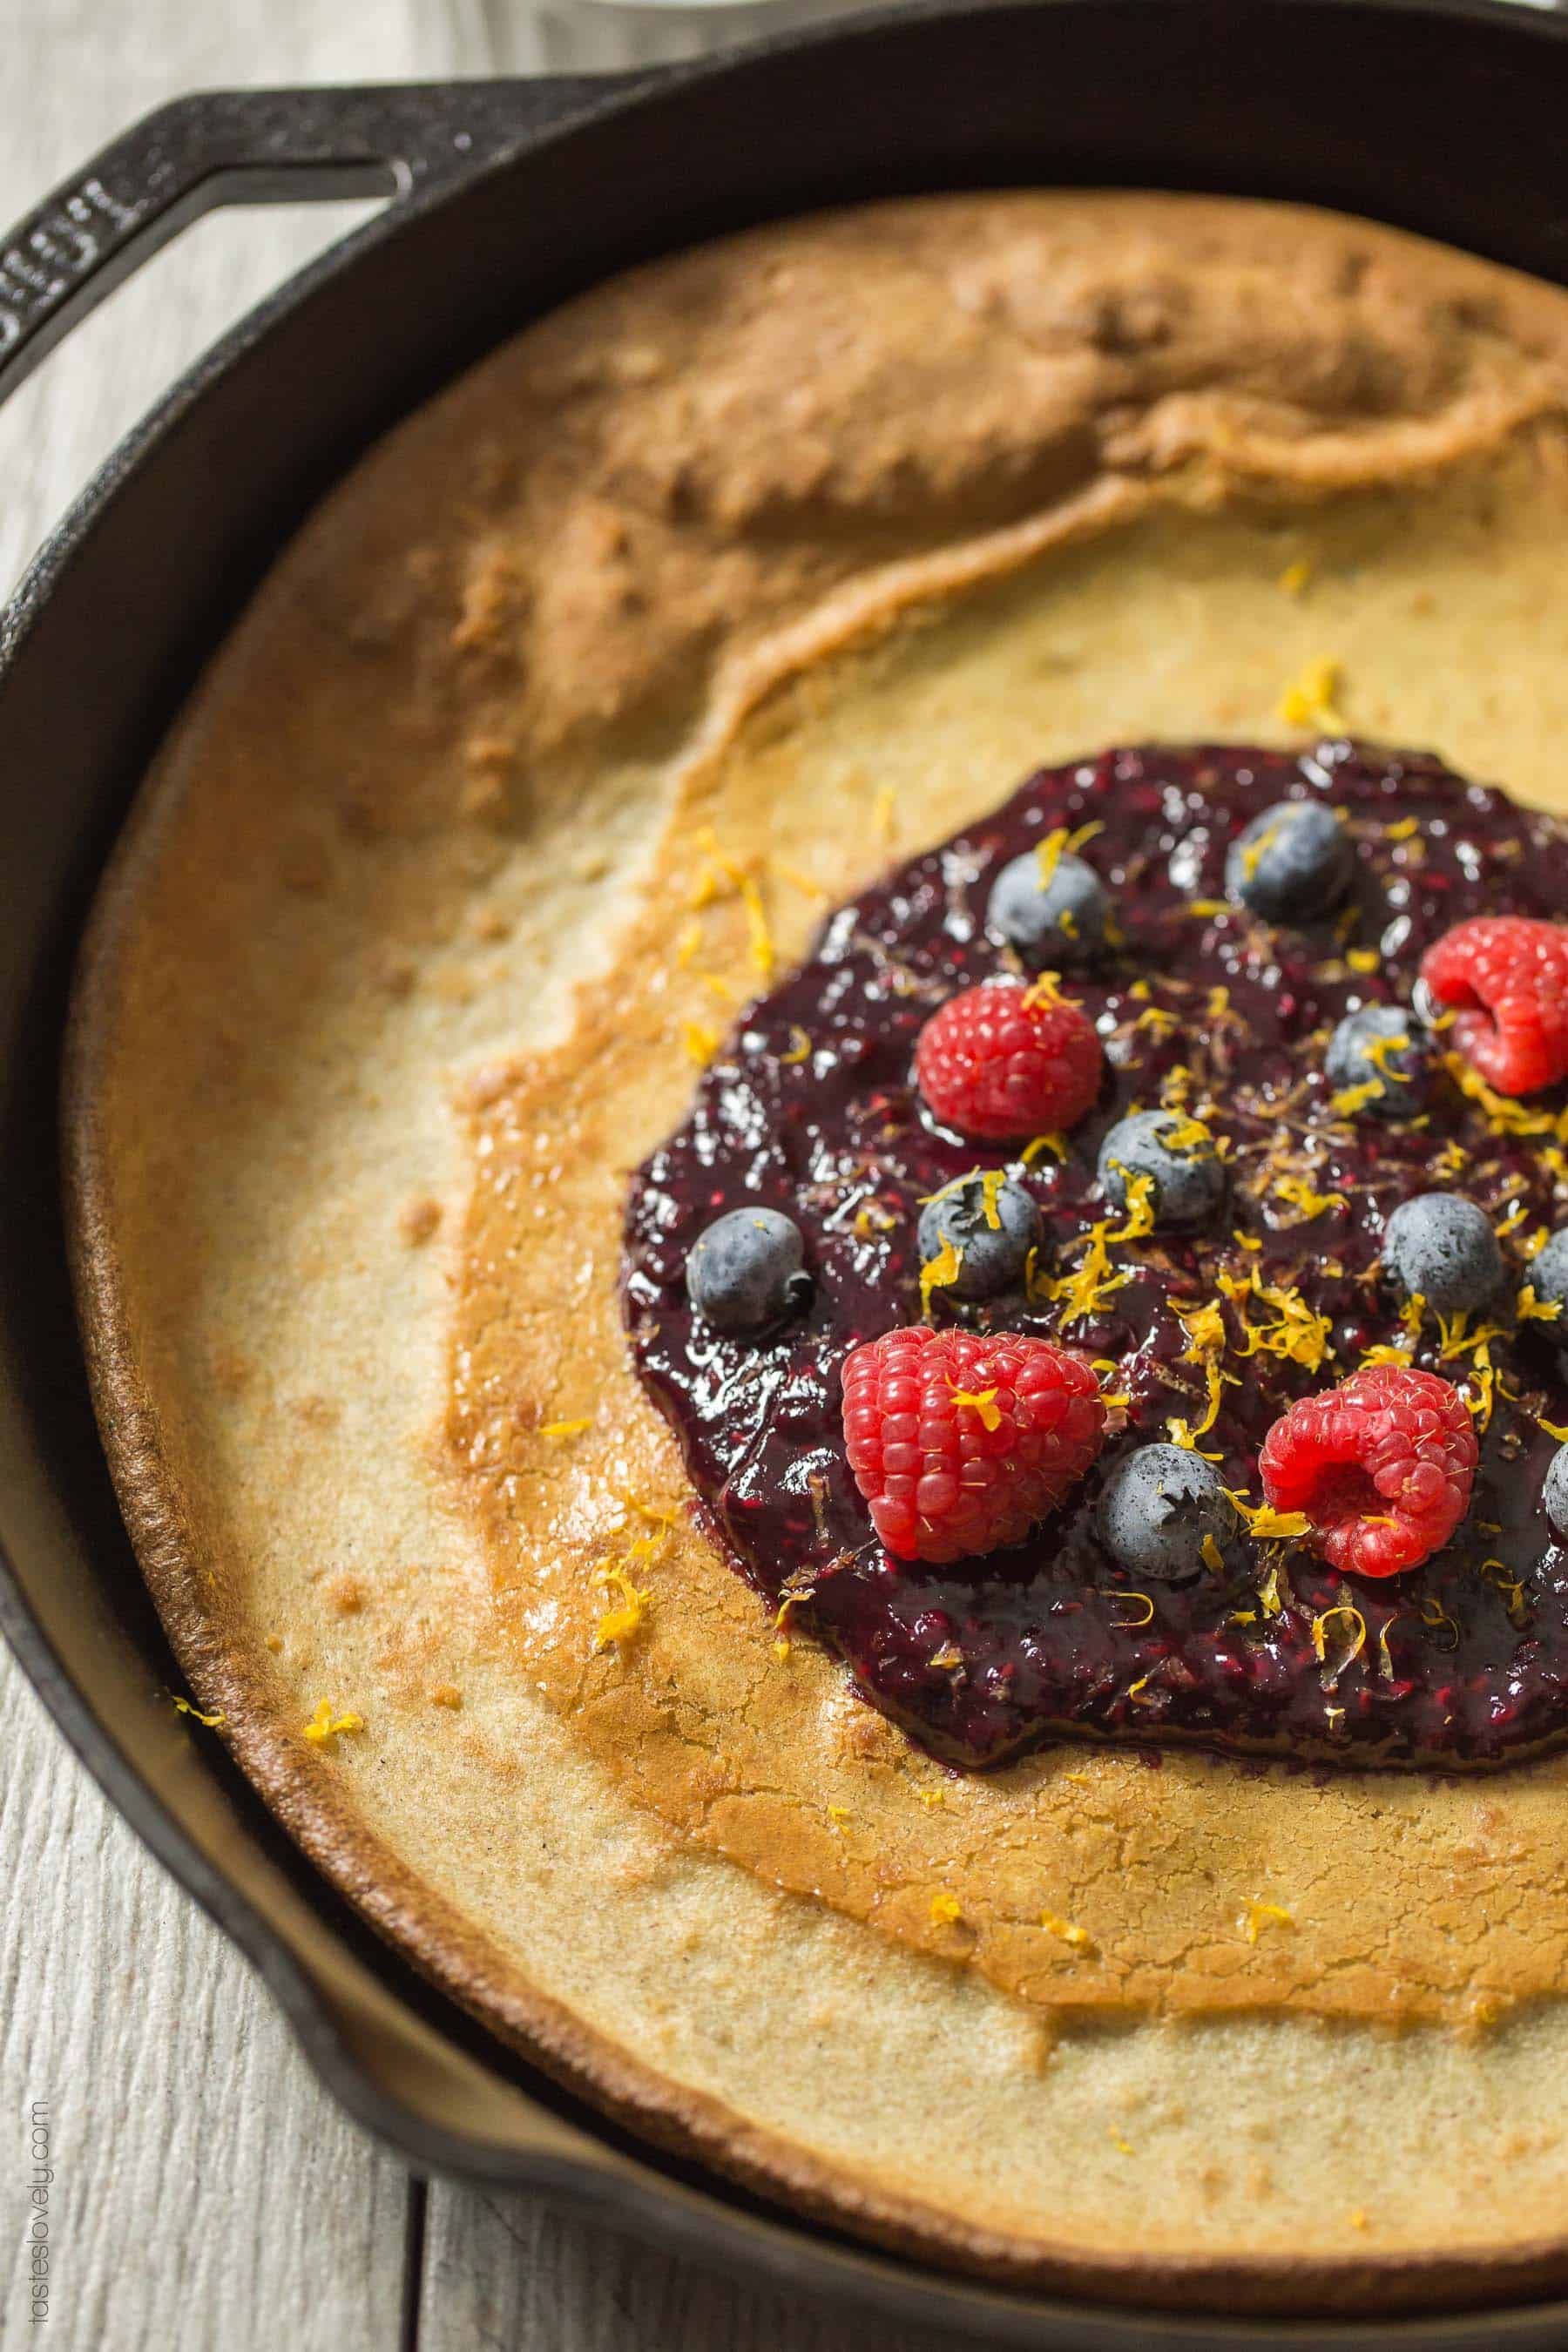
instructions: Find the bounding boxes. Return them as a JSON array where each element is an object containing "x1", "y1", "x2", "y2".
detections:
[{"x1": 623, "y1": 742, "x2": 1568, "y2": 1770}]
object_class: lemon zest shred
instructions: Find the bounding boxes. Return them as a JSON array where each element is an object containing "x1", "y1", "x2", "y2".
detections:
[
  {"x1": 1465, "y1": 1361, "x2": 1497, "y2": 1432},
  {"x1": 594, "y1": 1566, "x2": 652, "y2": 1652},
  {"x1": 1331, "y1": 1078, "x2": 1385, "y2": 1119},
  {"x1": 1034, "y1": 818, "x2": 1105, "y2": 888},
  {"x1": 1345, "y1": 947, "x2": 1379, "y2": 975},
  {"x1": 1273, "y1": 1172, "x2": 1348, "y2": 1222},
  {"x1": 771, "y1": 1594, "x2": 800, "y2": 1663},
  {"x1": 1443, "y1": 1051, "x2": 1565, "y2": 1140},
  {"x1": 920, "y1": 1233, "x2": 964, "y2": 1318},
  {"x1": 1311, "y1": 1605, "x2": 1368, "y2": 1684},
  {"x1": 1107, "y1": 2126, "x2": 1137, "y2": 2156},
  {"x1": 1419, "y1": 1595, "x2": 1461, "y2": 1649},
  {"x1": 1034, "y1": 828, "x2": 1071, "y2": 888},
  {"x1": 1226, "y1": 1490, "x2": 1313, "y2": 1543},
  {"x1": 679, "y1": 1018, "x2": 720, "y2": 1066},
  {"x1": 1040, "y1": 1910, "x2": 1092, "y2": 1949},
  {"x1": 1240, "y1": 1898, "x2": 1294, "y2": 1943},
  {"x1": 1278, "y1": 656, "x2": 1344, "y2": 728},
  {"x1": 1232, "y1": 1269, "x2": 1334, "y2": 1374},
  {"x1": 1201, "y1": 1534, "x2": 1226, "y2": 1574},
  {"x1": 774, "y1": 860, "x2": 828, "y2": 902},
  {"x1": 950, "y1": 1383, "x2": 1003, "y2": 1433},
  {"x1": 1480, "y1": 1559, "x2": 1530, "y2": 1628},
  {"x1": 172, "y1": 1696, "x2": 225, "y2": 1728},
  {"x1": 1238, "y1": 824, "x2": 1278, "y2": 882},
  {"x1": 1020, "y1": 1131, "x2": 1068, "y2": 1166},
  {"x1": 1435, "y1": 1312, "x2": 1508, "y2": 1365},
  {"x1": 1362, "y1": 1030, "x2": 1413, "y2": 1080},
  {"x1": 1168, "y1": 1420, "x2": 1224, "y2": 1460},
  {"x1": 1106, "y1": 1590, "x2": 1155, "y2": 1630},
  {"x1": 979, "y1": 1169, "x2": 1007, "y2": 1229},
  {"x1": 780, "y1": 1025, "x2": 812, "y2": 1065},
  {"x1": 615, "y1": 1493, "x2": 677, "y2": 1531},
  {"x1": 739, "y1": 876, "x2": 774, "y2": 978},
  {"x1": 1278, "y1": 558, "x2": 1313, "y2": 597},
  {"x1": 1169, "y1": 1357, "x2": 1238, "y2": 1455},
  {"x1": 1105, "y1": 1166, "x2": 1158, "y2": 1245},
  {"x1": 693, "y1": 826, "x2": 774, "y2": 979},
  {"x1": 828, "y1": 1803, "x2": 850, "y2": 1827},
  {"x1": 303, "y1": 1700, "x2": 363, "y2": 1747},
  {"x1": 1159, "y1": 1115, "x2": 1214, "y2": 1155},
  {"x1": 540, "y1": 1416, "x2": 592, "y2": 1439},
  {"x1": 1050, "y1": 1223, "x2": 1133, "y2": 1327},
  {"x1": 1180, "y1": 1299, "x2": 1228, "y2": 1362},
  {"x1": 929, "y1": 1892, "x2": 963, "y2": 1927}
]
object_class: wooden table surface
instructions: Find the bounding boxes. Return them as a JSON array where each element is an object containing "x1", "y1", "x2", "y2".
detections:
[{"x1": 0, "y1": 3, "x2": 931, "y2": 2346}]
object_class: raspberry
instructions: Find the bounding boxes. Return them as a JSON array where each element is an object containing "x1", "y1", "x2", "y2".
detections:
[
  {"x1": 841, "y1": 1325, "x2": 1105, "y2": 1564},
  {"x1": 1420, "y1": 915, "x2": 1568, "y2": 1097},
  {"x1": 1258, "y1": 1364, "x2": 1477, "y2": 1579},
  {"x1": 915, "y1": 979, "x2": 1102, "y2": 1140}
]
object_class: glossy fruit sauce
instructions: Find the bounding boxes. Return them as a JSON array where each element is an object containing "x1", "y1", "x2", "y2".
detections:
[{"x1": 623, "y1": 743, "x2": 1568, "y2": 1769}]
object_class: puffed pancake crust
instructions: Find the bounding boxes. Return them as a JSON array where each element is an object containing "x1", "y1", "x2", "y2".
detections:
[{"x1": 67, "y1": 194, "x2": 1568, "y2": 2314}]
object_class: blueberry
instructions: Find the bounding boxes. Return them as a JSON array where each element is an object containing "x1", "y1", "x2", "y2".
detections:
[
  {"x1": 687, "y1": 1207, "x2": 811, "y2": 1335},
  {"x1": 1531, "y1": 1231, "x2": 1568, "y2": 1340},
  {"x1": 1545, "y1": 1445, "x2": 1568, "y2": 1539},
  {"x1": 1227, "y1": 800, "x2": 1353, "y2": 923},
  {"x1": 1098, "y1": 1443, "x2": 1235, "y2": 1582},
  {"x1": 1097, "y1": 1108, "x2": 1227, "y2": 1229},
  {"x1": 1325, "y1": 1004, "x2": 1431, "y2": 1119},
  {"x1": 1381, "y1": 1193, "x2": 1504, "y2": 1318},
  {"x1": 916, "y1": 1171, "x2": 1041, "y2": 1301},
  {"x1": 990, "y1": 847, "x2": 1108, "y2": 966}
]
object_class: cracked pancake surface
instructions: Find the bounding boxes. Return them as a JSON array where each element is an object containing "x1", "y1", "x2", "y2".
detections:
[{"x1": 66, "y1": 193, "x2": 1568, "y2": 2308}]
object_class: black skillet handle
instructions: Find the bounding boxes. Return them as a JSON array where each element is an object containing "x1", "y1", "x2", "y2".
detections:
[{"x1": 0, "y1": 76, "x2": 656, "y2": 408}]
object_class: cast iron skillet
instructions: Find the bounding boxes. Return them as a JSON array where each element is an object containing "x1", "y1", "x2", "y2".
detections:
[{"x1": 5, "y1": 3, "x2": 1568, "y2": 2340}]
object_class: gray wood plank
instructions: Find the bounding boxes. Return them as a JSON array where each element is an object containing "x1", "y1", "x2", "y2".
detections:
[
  {"x1": 0, "y1": 1662, "x2": 412, "y2": 2352},
  {"x1": 416, "y1": 2190, "x2": 944, "y2": 2352},
  {"x1": 0, "y1": 7, "x2": 442, "y2": 2349}
]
